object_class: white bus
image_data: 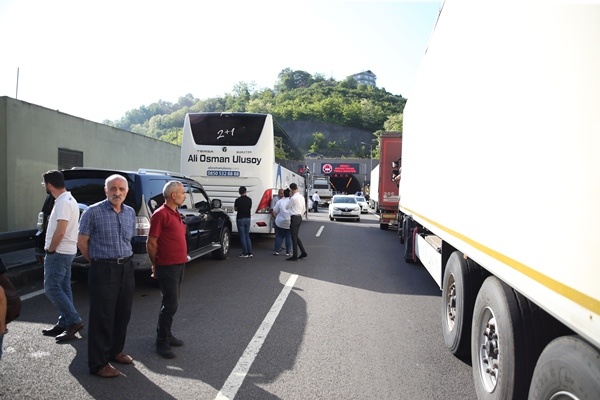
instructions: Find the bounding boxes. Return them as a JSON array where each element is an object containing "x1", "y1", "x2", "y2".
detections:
[{"x1": 181, "y1": 112, "x2": 306, "y2": 234}]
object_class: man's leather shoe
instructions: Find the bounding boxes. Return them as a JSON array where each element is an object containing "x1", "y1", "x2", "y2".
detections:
[
  {"x1": 111, "y1": 352, "x2": 133, "y2": 364},
  {"x1": 169, "y1": 336, "x2": 184, "y2": 347},
  {"x1": 42, "y1": 325, "x2": 65, "y2": 337},
  {"x1": 95, "y1": 364, "x2": 120, "y2": 378},
  {"x1": 157, "y1": 344, "x2": 175, "y2": 359},
  {"x1": 286, "y1": 257, "x2": 298, "y2": 261},
  {"x1": 55, "y1": 321, "x2": 84, "y2": 342},
  {"x1": 298, "y1": 253, "x2": 308, "y2": 259}
]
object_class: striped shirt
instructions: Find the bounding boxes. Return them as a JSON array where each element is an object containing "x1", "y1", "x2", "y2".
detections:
[{"x1": 78, "y1": 199, "x2": 136, "y2": 259}]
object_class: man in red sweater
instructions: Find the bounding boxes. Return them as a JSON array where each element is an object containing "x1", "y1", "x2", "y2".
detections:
[{"x1": 147, "y1": 181, "x2": 188, "y2": 359}]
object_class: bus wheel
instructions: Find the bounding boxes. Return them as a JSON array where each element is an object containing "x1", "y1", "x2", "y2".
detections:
[
  {"x1": 529, "y1": 335, "x2": 600, "y2": 399},
  {"x1": 442, "y1": 252, "x2": 482, "y2": 357},
  {"x1": 212, "y1": 226, "x2": 230, "y2": 260},
  {"x1": 472, "y1": 277, "x2": 533, "y2": 400}
]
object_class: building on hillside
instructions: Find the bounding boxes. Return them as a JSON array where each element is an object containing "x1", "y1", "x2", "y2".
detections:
[{"x1": 349, "y1": 70, "x2": 376, "y2": 87}]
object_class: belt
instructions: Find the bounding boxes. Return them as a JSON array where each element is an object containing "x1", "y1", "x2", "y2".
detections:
[
  {"x1": 93, "y1": 256, "x2": 133, "y2": 265},
  {"x1": 292, "y1": 214, "x2": 302, "y2": 217}
]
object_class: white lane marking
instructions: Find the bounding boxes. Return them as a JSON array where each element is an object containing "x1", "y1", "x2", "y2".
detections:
[
  {"x1": 20, "y1": 289, "x2": 45, "y2": 300},
  {"x1": 316, "y1": 226, "x2": 324, "y2": 237},
  {"x1": 215, "y1": 274, "x2": 299, "y2": 400}
]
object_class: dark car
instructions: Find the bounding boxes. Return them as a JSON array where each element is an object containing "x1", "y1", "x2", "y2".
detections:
[{"x1": 35, "y1": 168, "x2": 232, "y2": 279}]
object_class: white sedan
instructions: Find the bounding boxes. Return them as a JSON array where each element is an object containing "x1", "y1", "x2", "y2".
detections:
[
  {"x1": 329, "y1": 195, "x2": 361, "y2": 222},
  {"x1": 354, "y1": 196, "x2": 369, "y2": 214}
]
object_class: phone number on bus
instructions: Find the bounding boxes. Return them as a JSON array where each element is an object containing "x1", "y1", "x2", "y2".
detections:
[{"x1": 207, "y1": 170, "x2": 241, "y2": 177}]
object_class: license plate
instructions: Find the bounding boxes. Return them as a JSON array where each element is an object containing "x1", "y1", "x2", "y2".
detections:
[{"x1": 342, "y1": 212, "x2": 352, "y2": 215}]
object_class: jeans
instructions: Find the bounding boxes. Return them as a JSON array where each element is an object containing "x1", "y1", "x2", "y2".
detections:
[
  {"x1": 0, "y1": 331, "x2": 4, "y2": 359},
  {"x1": 44, "y1": 252, "x2": 82, "y2": 327},
  {"x1": 156, "y1": 264, "x2": 185, "y2": 343},
  {"x1": 274, "y1": 226, "x2": 292, "y2": 253},
  {"x1": 237, "y1": 217, "x2": 252, "y2": 255}
]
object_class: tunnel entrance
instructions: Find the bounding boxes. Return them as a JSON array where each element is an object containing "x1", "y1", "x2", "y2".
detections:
[{"x1": 329, "y1": 174, "x2": 362, "y2": 194}]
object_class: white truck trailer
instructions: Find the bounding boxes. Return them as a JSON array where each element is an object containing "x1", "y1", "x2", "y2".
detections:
[
  {"x1": 368, "y1": 164, "x2": 379, "y2": 210},
  {"x1": 399, "y1": 2, "x2": 600, "y2": 399}
]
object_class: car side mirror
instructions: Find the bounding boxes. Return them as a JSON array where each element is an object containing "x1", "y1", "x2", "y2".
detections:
[
  {"x1": 196, "y1": 201, "x2": 210, "y2": 212},
  {"x1": 211, "y1": 199, "x2": 222, "y2": 209}
]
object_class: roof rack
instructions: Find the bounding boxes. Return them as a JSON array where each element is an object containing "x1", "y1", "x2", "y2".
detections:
[{"x1": 137, "y1": 168, "x2": 189, "y2": 179}]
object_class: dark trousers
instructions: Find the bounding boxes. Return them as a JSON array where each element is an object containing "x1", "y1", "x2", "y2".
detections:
[
  {"x1": 87, "y1": 261, "x2": 134, "y2": 374},
  {"x1": 156, "y1": 264, "x2": 185, "y2": 343},
  {"x1": 290, "y1": 215, "x2": 306, "y2": 258}
]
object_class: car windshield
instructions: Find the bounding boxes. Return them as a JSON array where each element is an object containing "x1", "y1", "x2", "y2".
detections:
[
  {"x1": 333, "y1": 197, "x2": 357, "y2": 204},
  {"x1": 355, "y1": 197, "x2": 366, "y2": 202}
]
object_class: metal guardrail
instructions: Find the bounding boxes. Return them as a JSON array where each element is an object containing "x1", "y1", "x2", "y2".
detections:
[{"x1": 0, "y1": 229, "x2": 37, "y2": 254}]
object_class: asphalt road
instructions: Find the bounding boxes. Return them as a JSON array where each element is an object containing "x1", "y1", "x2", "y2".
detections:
[{"x1": 0, "y1": 210, "x2": 476, "y2": 399}]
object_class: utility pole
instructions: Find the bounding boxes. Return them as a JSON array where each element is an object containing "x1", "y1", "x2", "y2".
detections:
[{"x1": 15, "y1": 67, "x2": 19, "y2": 99}]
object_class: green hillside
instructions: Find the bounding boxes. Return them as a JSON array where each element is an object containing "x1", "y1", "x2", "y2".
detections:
[{"x1": 104, "y1": 68, "x2": 404, "y2": 158}]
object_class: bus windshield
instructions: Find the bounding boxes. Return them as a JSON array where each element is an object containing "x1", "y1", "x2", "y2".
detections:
[
  {"x1": 188, "y1": 113, "x2": 266, "y2": 146},
  {"x1": 187, "y1": 113, "x2": 303, "y2": 163}
]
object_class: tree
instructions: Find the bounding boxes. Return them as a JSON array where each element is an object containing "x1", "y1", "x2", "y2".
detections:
[
  {"x1": 275, "y1": 68, "x2": 314, "y2": 92},
  {"x1": 308, "y1": 132, "x2": 325, "y2": 153},
  {"x1": 384, "y1": 113, "x2": 403, "y2": 132}
]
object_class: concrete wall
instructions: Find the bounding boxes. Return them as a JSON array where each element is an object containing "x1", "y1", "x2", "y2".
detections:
[{"x1": 0, "y1": 97, "x2": 180, "y2": 231}]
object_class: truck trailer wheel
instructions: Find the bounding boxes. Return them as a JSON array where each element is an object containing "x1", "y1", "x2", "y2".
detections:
[
  {"x1": 528, "y1": 335, "x2": 600, "y2": 399},
  {"x1": 399, "y1": 215, "x2": 405, "y2": 244},
  {"x1": 403, "y1": 216, "x2": 417, "y2": 263},
  {"x1": 442, "y1": 252, "x2": 482, "y2": 357},
  {"x1": 472, "y1": 276, "x2": 536, "y2": 400},
  {"x1": 379, "y1": 223, "x2": 388, "y2": 230}
]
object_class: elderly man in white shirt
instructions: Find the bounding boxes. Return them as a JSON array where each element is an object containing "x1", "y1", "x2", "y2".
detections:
[{"x1": 285, "y1": 183, "x2": 308, "y2": 261}]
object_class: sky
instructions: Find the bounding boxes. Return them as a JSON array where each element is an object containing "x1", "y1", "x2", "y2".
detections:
[{"x1": 0, "y1": 0, "x2": 442, "y2": 124}]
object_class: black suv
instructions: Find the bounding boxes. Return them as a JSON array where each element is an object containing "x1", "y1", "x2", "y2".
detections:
[{"x1": 35, "y1": 168, "x2": 232, "y2": 278}]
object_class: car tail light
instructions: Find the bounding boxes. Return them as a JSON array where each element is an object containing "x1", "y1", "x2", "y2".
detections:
[
  {"x1": 136, "y1": 216, "x2": 150, "y2": 236},
  {"x1": 255, "y1": 190, "x2": 272, "y2": 214}
]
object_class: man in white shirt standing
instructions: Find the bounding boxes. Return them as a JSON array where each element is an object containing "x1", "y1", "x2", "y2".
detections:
[
  {"x1": 311, "y1": 191, "x2": 320, "y2": 213},
  {"x1": 41, "y1": 170, "x2": 84, "y2": 342},
  {"x1": 286, "y1": 183, "x2": 308, "y2": 261}
]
